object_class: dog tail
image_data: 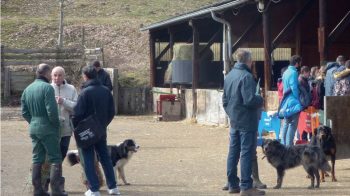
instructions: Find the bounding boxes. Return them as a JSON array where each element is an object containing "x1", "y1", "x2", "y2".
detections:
[{"x1": 66, "y1": 150, "x2": 80, "y2": 166}]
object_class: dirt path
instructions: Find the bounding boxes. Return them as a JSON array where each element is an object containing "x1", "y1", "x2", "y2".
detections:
[{"x1": 1, "y1": 110, "x2": 350, "y2": 195}]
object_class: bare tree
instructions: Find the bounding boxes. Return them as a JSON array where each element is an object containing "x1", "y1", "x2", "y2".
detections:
[{"x1": 58, "y1": 0, "x2": 64, "y2": 48}]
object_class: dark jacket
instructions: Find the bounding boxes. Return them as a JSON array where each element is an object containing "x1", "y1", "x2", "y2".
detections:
[
  {"x1": 73, "y1": 79, "x2": 115, "y2": 134},
  {"x1": 325, "y1": 62, "x2": 340, "y2": 96},
  {"x1": 222, "y1": 63, "x2": 263, "y2": 131},
  {"x1": 21, "y1": 77, "x2": 60, "y2": 136},
  {"x1": 97, "y1": 69, "x2": 113, "y2": 91}
]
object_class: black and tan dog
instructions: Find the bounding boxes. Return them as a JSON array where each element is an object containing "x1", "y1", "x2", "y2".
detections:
[
  {"x1": 314, "y1": 125, "x2": 337, "y2": 182},
  {"x1": 262, "y1": 139, "x2": 330, "y2": 189},
  {"x1": 67, "y1": 139, "x2": 139, "y2": 187}
]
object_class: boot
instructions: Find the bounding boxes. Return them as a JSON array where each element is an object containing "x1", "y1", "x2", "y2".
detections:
[
  {"x1": 252, "y1": 158, "x2": 267, "y2": 189},
  {"x1": 59, "y1": 177, "x2": 66, "y2": 193},
  {"x1": 50, "y1": 164, "x2": 68, "y2": 196},
  {"x1": 32, "y1": 164, "x2": 49, "y2": 196},
  {"x1": 43, "y1": 178, "x2": 50, "y2": 193}
]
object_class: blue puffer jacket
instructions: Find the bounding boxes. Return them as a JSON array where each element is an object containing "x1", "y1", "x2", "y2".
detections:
[
  {"x1": 324, "y1": 62, "x2": 341, "y2": 96},
  {"x1": 279, "y1": 65, "x2": 302, "y2": 118}
]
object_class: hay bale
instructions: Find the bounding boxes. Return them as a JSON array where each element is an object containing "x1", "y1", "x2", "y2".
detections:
[{"x1": 165, "y1": 43, "x2": 213, "y2": 83}]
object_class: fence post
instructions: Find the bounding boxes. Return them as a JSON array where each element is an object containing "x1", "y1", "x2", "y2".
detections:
[
  {"x1": 4, "y1": 67, "x2": 11, "y2": 100},
  {"x1": 1, "y1": 45, "x2": 4, "y2": 68},
  {"x1": 112, "y1": 68, "x2": 119, "y2": 115}
]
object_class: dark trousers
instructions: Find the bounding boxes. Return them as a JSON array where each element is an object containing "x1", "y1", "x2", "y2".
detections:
[
  {"x1": 60, "y1": 136, "x2": 71, "y2": 161},
  {"x1": 81, "y1": 137, "x2": 116, "y2": 192}
]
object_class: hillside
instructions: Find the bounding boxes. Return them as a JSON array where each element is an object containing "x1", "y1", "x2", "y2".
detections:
[{"x1": 1, "y1": 0, "x2": 218, "y2": 86}]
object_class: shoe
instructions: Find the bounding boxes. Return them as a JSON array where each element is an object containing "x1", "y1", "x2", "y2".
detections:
[
  {"x1": 222, "y1": 184, "x2": 229, "y2": 191},
  {"x1": 253, "y1": 180, "x2": 267, "y2": 189},
  {"x1": 108, "y1": 187, "x2": 121, "y2": 195},
  {"x1": 252, "y1": 158, "x2": 267, "y2": 189},
  {"x1": 228, "y1": 188, "x2": 240, "y2": 194},
  {"x1": 240, "y1": 188, "x2": 265, "y2": 196},
  {"x1": 85, "y1": 189, "x2": 101, "y2": 196}
]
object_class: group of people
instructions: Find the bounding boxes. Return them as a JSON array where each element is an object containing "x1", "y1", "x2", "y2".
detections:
[
  {"x1": 222, "y1": 49, "x2": 349, "y2": 196},
  {"x1": 21, "y1": 61, "x2": 118, "y2": 196},
  {"x1": 278, "y1": 55, "x2": 350, "y2": 143}
]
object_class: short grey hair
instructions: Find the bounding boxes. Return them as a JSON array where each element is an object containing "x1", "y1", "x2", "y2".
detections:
[
  {"x1": 52, "y1": 66, "x2": 65, "y2": 75},
  {"x1": 236, "y1": 49, "x2": 252, "y2": 64},
  {"x1": 36, "y1": 63, "x2": 51, "y2": 77}
]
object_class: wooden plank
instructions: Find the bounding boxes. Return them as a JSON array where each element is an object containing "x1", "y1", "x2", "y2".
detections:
[
  {"x1": 3, "y1": 48, "x2": 83, "y2": 54},
  {"x1": 3, "y1": 59, "x2": 82, "y2": 66},
  {"x1": 325, "y1": 96, "x2": 350, "y2": 159},
  {"x1": 3, "y1": 53, "x2": 83, "y2": 60}
]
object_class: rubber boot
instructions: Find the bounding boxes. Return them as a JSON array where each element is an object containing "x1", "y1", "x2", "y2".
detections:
[
  {"x1": 59, "y1": 177, "x2": 66, "y2": 193},
  {"x1": 32, "y1": 164, "x2": 49, "y2": 196},
  {"x1": 43, "y1": 178, "x2": 50, "y2": 193},
  {"x1": 50, "y1": 164, "x2": 68, "y2": 196},
  {"x1": 252, "y1": 158, "x2": 267, "y2": 189}
]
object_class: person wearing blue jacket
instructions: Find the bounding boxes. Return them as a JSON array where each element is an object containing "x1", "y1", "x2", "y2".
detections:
[
  {"x1": 325, "y1": 62, "x2": 341, "y2": 96},
  {"x1": 222, "y1": 49, "x2": 265, "y2": 196},
  {"x1": 279, "y1": 55, "x2": 303, "y2": 146}
]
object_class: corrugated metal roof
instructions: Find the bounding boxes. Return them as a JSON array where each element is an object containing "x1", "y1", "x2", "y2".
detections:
[{"x1": 140, "y1": 0, "x2": 252, "y2": 31}]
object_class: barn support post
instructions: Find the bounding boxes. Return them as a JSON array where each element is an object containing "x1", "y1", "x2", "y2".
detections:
[
  {"x1": 149, "y1": 31, "x2": 156, "y2": 87},
  {"x1": 190, "y1": 20, "x2": 199, "y2": 120},
  {"x1": 262, "y1": 0, "x2": 272, "y2": 91},
  {"x1": 168, "y1": 28, "x2": 174, "y2": 93},
  {"x1": 295, "y1": 0, "x2": 302, "y2": 55},
  {"x1": 318, "y1": 0, "x2": 327, "y2": 65}
]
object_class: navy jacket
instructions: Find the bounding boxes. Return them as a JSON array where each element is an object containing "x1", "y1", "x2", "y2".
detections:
[
  {"x1": 97, "y1": 69, "x2": 113, "y2": 91},
  {"x1": 73, "y1": 79, "x2": 115, "y2": 134},
  {"x1": 222, "y1": 63, "x2": 263, "y2": 131}
]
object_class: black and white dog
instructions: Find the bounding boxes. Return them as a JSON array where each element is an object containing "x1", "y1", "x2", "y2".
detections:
[{"x1": 67, "y1": 139, "x2": 139, "y2": 186}]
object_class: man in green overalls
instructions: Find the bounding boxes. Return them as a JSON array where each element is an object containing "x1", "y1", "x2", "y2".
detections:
[{"x1": 21, "y1": 63, "x2": 67, "y2": 196}]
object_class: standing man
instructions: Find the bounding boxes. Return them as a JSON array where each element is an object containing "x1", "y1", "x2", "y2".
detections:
[
  {"x1": 223, "y1": 49, "x2": 265, "y2": 196},
  {"x1": 280, "y1": 55, "x2": 303, "y2": 146},
  {"x1": 72, "y1": 65, "x2": 119, "y2": 196},
  {"x1": 21, "y1": 64, "x2": 67, "y2": 196},
  {"x1": 92, "y1": 60, "x2": 113, "y2": 91}
]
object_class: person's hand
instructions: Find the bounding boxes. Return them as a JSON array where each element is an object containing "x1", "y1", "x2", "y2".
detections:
[{"x1": 56, "y1": 96, "x2": 64, "y2": 104}]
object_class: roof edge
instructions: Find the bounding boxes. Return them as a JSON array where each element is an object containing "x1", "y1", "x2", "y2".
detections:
[{"x1": 140, "y1": 0, "x2": 252, "y2": 31}]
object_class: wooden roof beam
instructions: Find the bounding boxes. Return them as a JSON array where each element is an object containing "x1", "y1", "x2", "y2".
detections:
[{"x1": 272, "y1": 0, "x2": 315, "y2": 50}]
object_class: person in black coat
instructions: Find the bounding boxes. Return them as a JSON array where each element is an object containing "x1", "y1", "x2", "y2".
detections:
[
  {"x1": 92, "y1": 60, "x2": 113, "y2": 91},
  {"x1": 72, "y1": 65, "x2": 120, "y2": 195}
]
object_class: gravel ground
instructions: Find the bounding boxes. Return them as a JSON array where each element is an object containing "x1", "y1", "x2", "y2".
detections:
[{"x1": 1, "y1": 108, "x2": 350, "y2": 196}]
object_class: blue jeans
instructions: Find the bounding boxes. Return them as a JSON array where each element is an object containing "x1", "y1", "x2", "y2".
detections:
[
  {"x1": 281, "y1": 113, "x2": 300, "y2": 146},
  {"x1": 227, "y1": 128, "x2": 256, "y2": 191},
  {"x1": 81, "y1": 137, "x2": 116, "y2": 192}
]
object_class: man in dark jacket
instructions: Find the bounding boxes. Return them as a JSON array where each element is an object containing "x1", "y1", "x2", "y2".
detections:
[
  {"x1": 72, "y1": 65, "x2": 119, "y2": 196},
  {"x1": 222, "y1": 49, "x2": 265, "y2": 196},
  {"x1": 92, "y1": 60, "x2": 113, "y2": 91},
  {"x1": 21, "y1": 63, "x2": 67, "y2": 196}
]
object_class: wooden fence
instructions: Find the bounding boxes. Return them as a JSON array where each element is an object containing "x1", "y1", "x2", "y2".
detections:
[
  {"x1": 1, "y1": 45, "x2": 84, "y2": 66},
  {"x1": 1, "y1": 46, "x2": 84, "y2": 100},
  {"x1": 118, "y1": 87, "x2": 153, "y2": 115}
]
